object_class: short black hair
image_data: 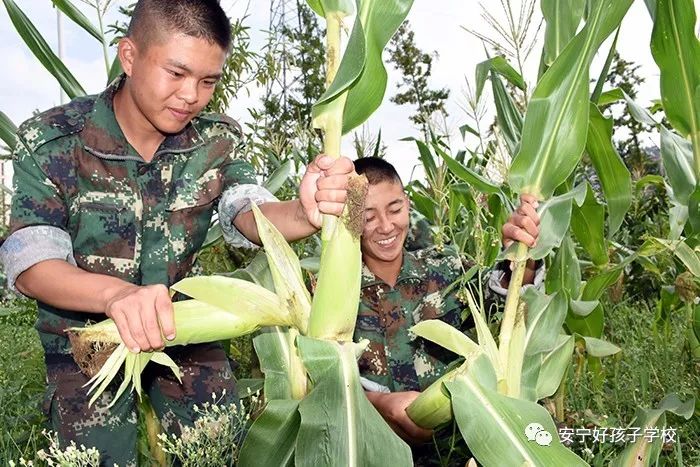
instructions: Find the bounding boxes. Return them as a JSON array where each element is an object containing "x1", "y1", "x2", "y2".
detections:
[
  {"x1": 128, "y1": 0, "x2": 231, "y2": 51},
  {"x1": 354, "y1": 157, "x2": 403, "y2": 187}
]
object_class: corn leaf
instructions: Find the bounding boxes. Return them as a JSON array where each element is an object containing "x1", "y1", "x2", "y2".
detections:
[
  {"x1": 521, "y1": 334, "x2": 575, "y2": 401},
  {"x1": 660, "y1": 126, "x2": 696, "y2": 205},
  {"x1": 501, "y1": 184, "x2": 585, "y2": 261},
  {"x1": 2, "y1": 0, "x2": 86, "y2": 99},
  {"x1": 263, "y1": 159, "x2": 293, "y2": 195},
  {"x1": 170, "y1": 275, "x2": 288, "y2": 327},
  {"x1": 436, "y1": 146, "x2": 501, "y2": 195},
  {"x1": 522, "y1": 288, "x2": 568, "y2": 356},
  {"x1": 566, "y1": 264, "x2": 624, "y2": 339},
  {"x1": 107, "y1": 55, "x2": 123, "y2": 84},
  {"x1": 578, "y1": 335, "x2": 620, "y2": 357},
  {"x1": 0, "y1": 111, "x2": 17, "y2": 152},
  {"x1": 651, "y1": 0, "x2": 700, "y2": 174},
  {"x1": 312, "y1": 0, "x2": 413, "y2": 135},
  {"x1": 52, "y1": 0, "x2": 102, "y2": 42},
  {"x1": 541, "y1": 0, "x2": 587, "y2": 66},
  {"x1": 239, "y1": 399, "x2": 300, "y2": 467},
  {"x1": 586, "y1": 104, "x2": 632, "y2": 238},
  {"x1": 475, "y1": 56, "x2": 526, "y2": 102},
  {"x1": 411, "y1": 319, "x2": 482, "y2": 358},
  {"x1": 491, "y1": 72, "x2": 524, "y2": 156},
  {"x1": 570, "y1": 182, "x2": 608, "y2": 266},
  {"x1": 446, "y1": 357, "x2": 587, "y2": 467},
  {"x1": 305, "y1": 0, "x2": 354, "y2": 17},
  {"x1": 251, "y1": 204, "x2": 311, "y2": 331},
  {"x1": 294, "y1": 336, "x2": 412, "y2": 466},
  {"x1": 253, "y1": 328, "x2": 308, "y2": 401},
  {"x1": 591, "y1": 27, "x2": 620, "y2": 103},
  {"x1": 610, "y1": 394, "x2": 694, "y2": 467},
  {"x1": 508, "y1": 0, "x2": 633, "y2": 199},
  {"x1": 545, "y1": 234, "x2": 581, "y2": 297}
]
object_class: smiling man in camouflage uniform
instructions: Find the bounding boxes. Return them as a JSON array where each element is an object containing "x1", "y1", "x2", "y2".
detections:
[
  {"x1": 353, "y1": 158, "x2": 542, "y2": 462},
  {"x1": 0, "y1": 1, "x2": 353, "y2": 465}
]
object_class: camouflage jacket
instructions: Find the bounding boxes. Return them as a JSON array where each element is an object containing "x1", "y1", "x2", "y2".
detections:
[
  {"x1": 3, "y1": 78, "x2": 259, "y2": 353},
  {"x1": 356, "y1": 248, "x2": 479, "y2": 392}
]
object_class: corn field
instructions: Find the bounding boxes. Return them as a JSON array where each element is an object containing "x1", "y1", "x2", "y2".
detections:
[{"x1": 0, "y1": 0, "x2": 699, "y2": 466}]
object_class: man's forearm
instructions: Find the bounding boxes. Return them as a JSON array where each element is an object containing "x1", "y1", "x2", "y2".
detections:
[
  {"x1": 16, "y1": 259, "x2": 134, "y2": 314},
  {"x1": 233, "y1": 199, "x2": 318, "y2": 244}
]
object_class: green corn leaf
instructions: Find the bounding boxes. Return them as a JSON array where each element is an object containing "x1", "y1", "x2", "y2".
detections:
[
  {"x1": 541, "y1": 0, "x2": 587, "y2": 66},
  {"x1": 651, "y1": 0, "x2": 700, "y2": 177},
  {"x1": 446, "y1": 357, "x2": 587, "y2": 467},
  {"x1": 2, "y1": 0, "x2": 86, "y2": 99},
  {"x1": 251, "y1": 204, "x2": 311, "y2": 332},
  {"x1": 641, "y1": 237, "x2": 700, "y2": 277},
  {"x1": 170, "y1": 276, "x2": 289, "y2": 327},
  {"x1": 545, "y1": 234, "x2": 581, "y2": 297},
  {"x1": 411, "y1": 319, "x2": 482, "y2": 358},
  {"x1": 0, "y1": 111, "x2": 18, "y2": 152},
  {"x1": 52, "y1": 0, "x2": 102, "y2": 42},
  {"x1": 693, "y1": 303, "x2": 700, "y2": 343},
  {"x1": 294, "y1": 336, "x2": 412, "y2": 466},
  {"x1": 570, "y1": 299, "x2": 599, "y2": 317},
  {"x1": 566, "y1": 264, "x2": 624, "y2": 338},
  {"x1": 660, "y1": 126, "x2": 696, "y2": 206},
  {"x1": 491, "y1": 72, "x2": 524, "y2": 155},
  {"x1": 239, "y1": 399, "x2": 300, "y2": 467},
  {"x1": 522, "y1": 288, "x2": 568, "y2": 356},
  {"x1": 107, "y1": 55, "x2": 123, "y2": 85},
  {"x1": 610, "y1": 394, "x2": 694, "y2": 467},
  {"x1": 586, "y1": 104, "x2": 632, "y2": 238},
  {"x1": 475, "y1": 56, "x2": 526, "y2": 102},
  {"x1": 579, "y1": 335, "x2": 620, "y2": 357},
  {"x1": 253, "y1": 328, "x2": 307, "y2": 401},
  {"x1": 521, "y1": 334, "x2": 575, "y2": 401},
  {"x1": 591, "y1": 27, "x2": 620, "y2": 103},
  {"x1": 459, "y1": 123, "x2": 480, "y2": 139},
  {"x1": 263, "y1": 159, "x2": 293, "y2": 195},
  {"x1": 502, "y1": 184, "x2": 584, "y2": 261},
  {"x1": 508, "y1": 0, "x2": 633, "y2": 199},
  {"x1": 597, "y1": 87, "x2": 624, "y2": 106},
  {"x1": 437, "y1": 147, "x2": 501, "y2": 195},
  {"x1": 570, "y1": 182, "x2": 608, "y2": 266},
  {"x1": 201, "y1": 221, "x2": 223, "y2": 248},
  {"x1": 305, "y1": 0, "x2": 354, "y2": 18}
]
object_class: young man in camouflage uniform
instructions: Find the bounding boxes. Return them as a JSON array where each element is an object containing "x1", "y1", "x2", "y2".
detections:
[
  {"x1": 353, "y1": 158, "x2": 541, "y2": 460},
  {"x1": 0, "y1": 1, "x2": 353, "y2": 464}
]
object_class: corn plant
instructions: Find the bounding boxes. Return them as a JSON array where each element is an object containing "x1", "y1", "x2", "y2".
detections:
[{"x1": 403, "y1": 1, "x2": 635, "y2": 465}]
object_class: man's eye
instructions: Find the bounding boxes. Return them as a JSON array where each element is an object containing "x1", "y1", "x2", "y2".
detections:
[
  {"x1": 168, "y1": 70, "x2": 183, "y2": 78},
  {"x1": 203, "y1": 80, "x2": 217, "y2": 88},
  {"x1": 365, "y1": 216, "x2": 375, "y2": 223}
]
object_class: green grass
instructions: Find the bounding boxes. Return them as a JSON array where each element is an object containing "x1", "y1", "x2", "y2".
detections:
[
  {"x1": 0, "y1": 297, "x2": 46, "y2": 464},
  {"x1": 566, "y1": 298, "x2": 700, "y2": 466}
]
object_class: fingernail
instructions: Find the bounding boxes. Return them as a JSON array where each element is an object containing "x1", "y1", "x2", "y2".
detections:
[
  {"x1": 533, "y1": 201, "x2": 539, "y2": 208},
  {"x1": 166, "y1": 333, "x2": 175, "y2": 340},
  {"x1": 131, "y1": 347, "x2": 140, "y2": 353}
]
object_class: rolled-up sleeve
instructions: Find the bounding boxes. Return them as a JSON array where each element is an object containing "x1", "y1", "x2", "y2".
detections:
[
  {"x1": 0, "y1": 226, "x2": 76, "y2": 292},
  {"x1": 218, "y1": 184, "x2": 278, "y2": 249}
]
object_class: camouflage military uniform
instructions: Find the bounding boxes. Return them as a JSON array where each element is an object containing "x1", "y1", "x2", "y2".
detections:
[{"x1": 0, "y1": 77, "x2": 273, "y2": 466}]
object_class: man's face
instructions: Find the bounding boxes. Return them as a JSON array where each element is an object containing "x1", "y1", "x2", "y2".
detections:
[
  {"x1": 124, "y1": 33, "x2": 226, "y2": 134},
  {"x1": 360, "y1": 180, "x2": 410, "y2": 265}
]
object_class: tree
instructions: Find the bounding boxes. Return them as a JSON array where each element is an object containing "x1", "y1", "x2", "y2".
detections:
[
  {"x1": 387, "y1": 20, "x2": 449, "y2": 140},
  {"x1": 605, "y1": 52, "x2": 660, "y2": 179}
]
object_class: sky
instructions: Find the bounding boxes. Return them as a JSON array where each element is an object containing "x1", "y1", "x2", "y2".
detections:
[{"x1": 0, "y1": 0, "x2": 681, "y2": 184}]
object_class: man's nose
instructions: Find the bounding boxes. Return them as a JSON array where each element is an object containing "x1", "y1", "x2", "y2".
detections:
[
  {"x1": 377, "y1": 215, "x2": 393, "y2": 233},
  {"x1": 178, "y1": 79, "x2": 198, "y2": 105}
]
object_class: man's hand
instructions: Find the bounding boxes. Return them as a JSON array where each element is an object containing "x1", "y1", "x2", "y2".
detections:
[
  {"x1": 299, "y1": 154, "x2": 355, "y2": 228},
  {"x1": 365, "y1": 391, "x2": 433, "y2": 444},
  {"x1": 502, "y1": 194, "x2": 540, "y2": 248},
  {"x1": 102, "y1": 284, "x2": 176, "y2": 353}
]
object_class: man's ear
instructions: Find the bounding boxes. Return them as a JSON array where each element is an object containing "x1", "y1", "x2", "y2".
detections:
[{"x1": 118, "y1": 37, "x2": 137, "y2": 77}]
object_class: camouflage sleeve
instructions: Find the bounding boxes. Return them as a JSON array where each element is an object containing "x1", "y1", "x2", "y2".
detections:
[
  {"x1": 0, "y1": 138, "x2": 74, "y2": 293},
  {"x1": 218, "y1": 184, "x2": 278, "y2": 249},
  {"x1": 0, "y1": 226, "x2": 76, "y2": 293}
]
